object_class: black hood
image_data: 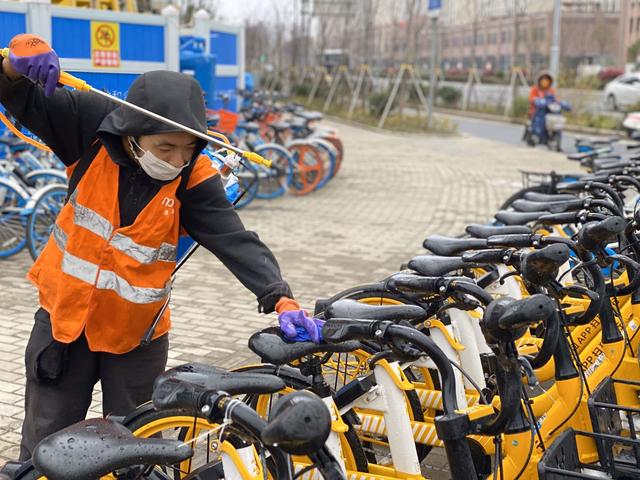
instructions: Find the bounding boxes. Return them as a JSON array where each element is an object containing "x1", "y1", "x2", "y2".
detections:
[{"x1": 98, "y1": 70, "x2": 208, "y2": 156}]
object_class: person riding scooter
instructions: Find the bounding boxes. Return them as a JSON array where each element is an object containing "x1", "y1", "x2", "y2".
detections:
[
  {"x1": 523, "y1": 71, "x2": 570, "y2": 151},
  {"x1": 529, "y1": 71, "x2": 557, "y2": 119}
]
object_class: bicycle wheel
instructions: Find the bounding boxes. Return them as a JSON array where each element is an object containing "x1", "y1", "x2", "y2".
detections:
[
  {"x1": 23, "y1": 169, "x2": 67, "y2": 189},
  {"x1": 287, "y1": 141, "x2": 324, "y2": 195},
  {"x1": 253, "y1": 144, "x2": 293, "y2": 199},
  {"x1": 124, "y1": 407, "x2": 227, "y2": 480},
  {"x1": 309, "y1": 137, "x2": 337, "y2": 189},
  {"x1": 26, "y1": 184, "x2": 67, "y2": 260},
  {"x1": 0, "y1": 179, "x2": 29, "y2": 258},
  {"x1": 321, "y1": 135, "x2": 344, "y2": 176},
  {"x1": 233, "y1": 160, "x2": 258, "y2": 209}
]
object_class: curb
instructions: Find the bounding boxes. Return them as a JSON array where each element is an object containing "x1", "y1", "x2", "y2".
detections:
[
  {"x1": 322, "y1": 114, "x2": 459, "y2": 137},
  {"x1": 434, "y1": 107, "x2": 623, "y2": 137}
]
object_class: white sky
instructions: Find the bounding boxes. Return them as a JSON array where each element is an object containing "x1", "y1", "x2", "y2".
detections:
[{"x1": 214, "y1": 0, "x2": 297, "y2": 25}]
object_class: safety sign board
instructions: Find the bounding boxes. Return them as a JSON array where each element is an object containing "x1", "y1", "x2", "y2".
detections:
[{"x1": 91, "y1": 21, "x2": 121, "y2": 68}]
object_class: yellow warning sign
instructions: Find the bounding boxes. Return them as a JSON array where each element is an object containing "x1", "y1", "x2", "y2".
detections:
[{"x1": 91, "y1": 21, "x2": 120, "y2": 68}]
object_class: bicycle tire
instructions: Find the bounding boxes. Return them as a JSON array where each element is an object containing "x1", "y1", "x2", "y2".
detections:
[
  {"x1": 286, "y1": 141, "x2": 325, "y2": 195},
  {"x1": 26, "y1": 184, "x2": 67, "y2": 260},
  {"x1": 308, "y1": 137, "x2": 337, "y2": 189},
  {"x1": 123, "y1": 406, "x2": 226, "y2": 480},
  {"x1": 233, "y1": 161, "x2": 259, "y2": 209},
  {"x1": 252, "y1": 144, "x2": 293, "y2": 200},
  {"x1": 0, "y1": 179, "x2": 29, "y2": 258},
  {"x1": 321, "y1": 136, "x2": 344, "y2": 175}
]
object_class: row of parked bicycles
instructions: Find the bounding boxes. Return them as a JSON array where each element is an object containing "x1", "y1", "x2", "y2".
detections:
[
  {"x1": 0, "y1": 120, "x2": 67, "y2": 261},
  {"x1": 0, "y1": 94, "x2": 344, "y2": 261},
  {"x1": 207, "y1": 90, "x2": 344, "y2": 207},
  {"x1": 4, "y1": 136, "x2": 640, "y2": 479}
]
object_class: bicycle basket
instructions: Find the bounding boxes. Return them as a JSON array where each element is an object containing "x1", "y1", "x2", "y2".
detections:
[
  {"x1": 520, "y1": 170, "x2": 558, "y2": 190},
  {"x1": 538, "y1": 429, "x2": 611, "y2": 479},
  {"x1": 212, "y1": 109, "x2": 239, "y2": 135},
  {"x1": 587, "y1": 377, "x2": 640, "y2": 478}
]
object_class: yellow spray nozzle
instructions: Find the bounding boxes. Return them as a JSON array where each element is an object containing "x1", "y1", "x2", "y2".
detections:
[
  {"x1": 1, "y1": 48, "x2": 8, "y2": 59},
  {"x1": 60, "y1": 71, "x2": 91, "y2": 92},
  {"x1": 242, "y1": 151, "x2": 272, "y2": 168}
]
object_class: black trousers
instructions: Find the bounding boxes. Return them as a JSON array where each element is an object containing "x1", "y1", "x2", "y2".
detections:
[{"x1": 19, "y1": 308, "x2": 169, "y2": 460}]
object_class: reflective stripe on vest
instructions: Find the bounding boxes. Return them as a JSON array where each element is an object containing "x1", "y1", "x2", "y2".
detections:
[
  {"x1": 68, "y1": 190, "x2": 176, "y2": 264},
  {"x1": 60, "y1": 247, "x2": 170, "y2": 304},
  {"x1": 70, "y1": 190, "x2": 113, "y2": 240}
]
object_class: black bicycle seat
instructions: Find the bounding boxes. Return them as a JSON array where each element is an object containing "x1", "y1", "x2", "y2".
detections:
[
  {"x1": 511, "y1": 199, "x2": 583, "y2": 214},
  {"x1": 408, "y1": 255, "x2": 466, "y2": 276},
  {"x1": 423, "y1": 235, "x2": 487, "y2": 256},
  {"x1": 466, "y1": 224, "x2": 532, "y2": 238},
  {"x1": 32, "y1": 418, "x2": 192, "y2": 480},
  {"x1": 592, "y1": 158, "x2": 626, "y2": 171},
  {"x1": 325, "y1": 299, "x2": 426, "y2": 322},
  {"x1": 268, "y1": 121, "x2": 291, "y2": 132},
  {"x1": 523, "y1": 192, "x2": 577, "y2": 202},
  {"x1": 154, "y1": 363, "x2": 285, "y2": 396},
  {"x1": 248, "y1": 328, "x2": 361, "y2": 365},
  {"x1": 494, "y1": 210, "x2": 547, "y2": 225}
]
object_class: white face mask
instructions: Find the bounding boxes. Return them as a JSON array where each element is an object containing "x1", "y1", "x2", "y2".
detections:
[{"x1": 128, "y1": 137, "x2": 187, "y2": 181}]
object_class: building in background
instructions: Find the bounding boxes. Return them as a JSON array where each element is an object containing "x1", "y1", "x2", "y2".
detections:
[{"x1": 309, "y1": 0, "x2": 635, "y2": 77}]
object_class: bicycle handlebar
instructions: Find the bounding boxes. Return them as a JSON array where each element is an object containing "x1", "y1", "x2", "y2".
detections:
[{"x1": 482, "y1": 294, "x2": 555, "y2": 344}]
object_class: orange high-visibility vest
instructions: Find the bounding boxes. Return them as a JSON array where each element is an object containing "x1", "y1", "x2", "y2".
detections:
[{"x1": 28, "y1": 146, "x2": 217, "y2": 354}]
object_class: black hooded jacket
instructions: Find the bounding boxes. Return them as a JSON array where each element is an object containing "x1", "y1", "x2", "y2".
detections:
[{"x1": 0, "y1": 67, "x2": 292, "y2": 313}]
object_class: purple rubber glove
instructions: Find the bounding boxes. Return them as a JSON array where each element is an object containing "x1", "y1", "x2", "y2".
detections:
[
  {"x1": 8, "y1": 34, "x2": 60, "y2": 97},
  {"x1": 279, "y1": 310, "x2": 325, "y2": 343}
]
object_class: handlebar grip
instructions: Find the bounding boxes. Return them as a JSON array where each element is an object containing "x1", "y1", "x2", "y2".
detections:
[
  {"x1": 577, "y1": 216, "x2": 626, "y2": 251},
  {"x1": 486, "y1": 234, "x2": 536, "y2": 248},
  {"x1": 322, "y1": 319, "x2": 375, "y2": 343},
  {"x1": 261, "y1": 391, "x2": 331, "y2": 456},
  {"x1": 152, "y1": 377, "x2": 217, "y2": 414},
  {"x1": 483, "y1": 294, "x2": 555, "y2": 343},
  {"x1": 386, "y1": 274, "x2": 441, "y2": 294},
  {"x1": 499, "y1": 295, "x2": 555, "y2": 330},
  {"x1": 520, "y1": 243, "x2": 571, "y2": 286},
  {"x1": 536, "y1": 211, "x2": 580, "y2": 225},
  {"x1": 461, "y1": 249, "x2": 512, "y2": 264}
]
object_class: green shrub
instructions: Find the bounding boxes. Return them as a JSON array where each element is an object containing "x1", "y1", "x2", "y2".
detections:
[
  {"x1": 437, "y1": 86, "x2": 462, "y2": 107},
  {"x1": 510, "y1": 96, "x2": 530, "y2": 119},
  {"x1": 574, "y1": 75, "x2": 602, "y2": 90},
  {"x1": 291, "y1": 83, "x2": 311, "y2": 97},
  {"x1": 368, "y1": 90, "x2": 392, "y2": 116}
]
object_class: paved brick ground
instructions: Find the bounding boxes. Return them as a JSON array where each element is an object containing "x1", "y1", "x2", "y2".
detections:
[{"x1": 0, "y1": 120, "x2": 570, "y2": 475}]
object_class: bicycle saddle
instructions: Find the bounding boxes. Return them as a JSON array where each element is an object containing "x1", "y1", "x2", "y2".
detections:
[
  {"x1": 154, "y1": 363, "x2": 285, "y2": 396},
  {"x1": 408, "y1": 255, "x2": 467, "y2": 276},
  {"x1": 237, "y1": 121, "x2": 260, "y2": 133},
  {"x1": 494, "y1": 210, "x2": 547, "y2": 225},
  {"x1": 511, "y1": 199, "x2": 583, "y2": 214},
  {"x1": 466, "y1": 224, "x2": 532, "y2": 238},
  {"x1": 32, "y1": 418, "x2": 192, "y2": 480},
  {"x1": 423, "y1": 235, "x2": 487, "y2": 256},
  {"x1": 248, "y1": 328, "x2": 361, "y2": 365},
  {"x1": 523, "y1": 192, "x2": 577, "y2": 202},
  {"x1": 325, "y1": 299, "x2": 427, "y2": 322},
  {"x1": 268, "y1": 121, "x2": 291, "y2": 132}
]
